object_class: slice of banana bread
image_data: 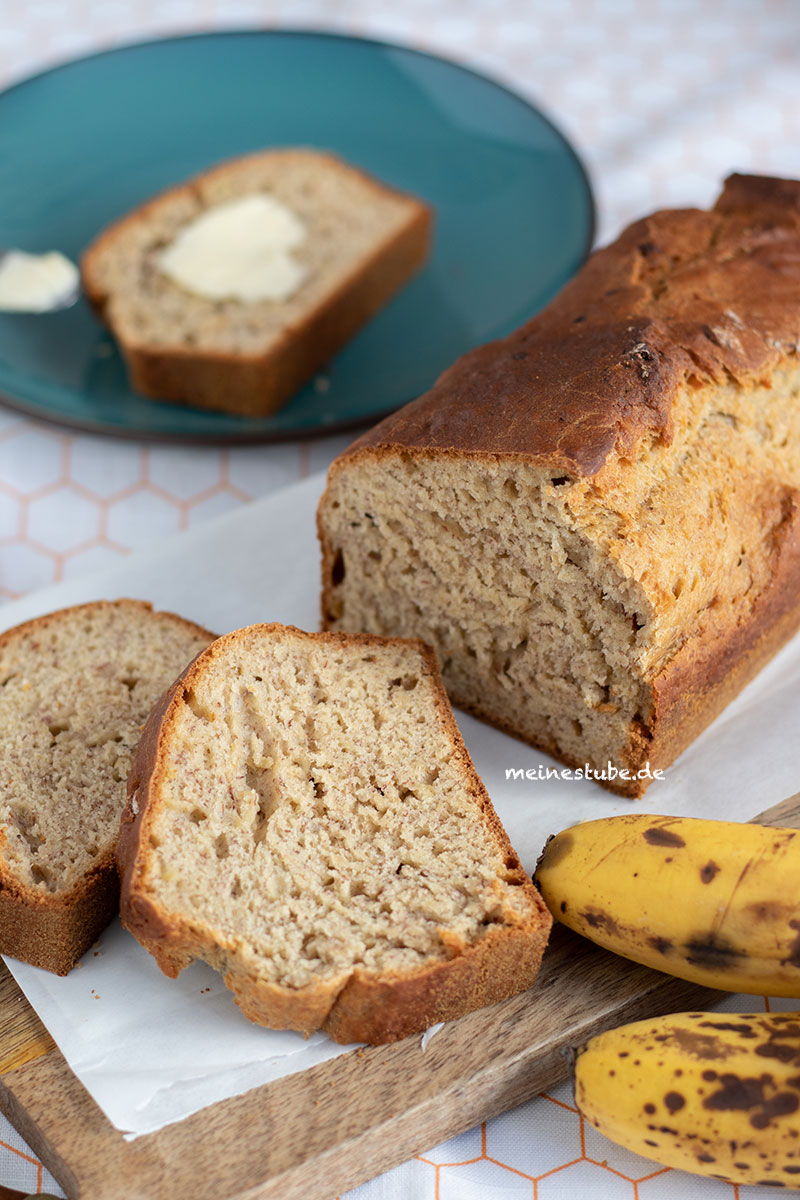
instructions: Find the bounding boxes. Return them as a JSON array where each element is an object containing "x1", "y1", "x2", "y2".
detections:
[
  {"x1": 0, "y1": 600, "x2": 214, "y2": 975},
  {"x1": 117, "y1": 624, "x2": 551, "y2": 1044},
  {"x1": 82, "y1": 148, "x2": 432, "y2": 417}
]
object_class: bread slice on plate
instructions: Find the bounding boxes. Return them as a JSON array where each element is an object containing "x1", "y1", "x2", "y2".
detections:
[
  {"x1": 82, "y1": 148, "x2": 432, "y2": 418},
  {"x1": 117, "y1": 624, "x2": 552, "y2": 1044},
  {"x1": 0, "y1": 600, "x2": 214, "y2": 975}
]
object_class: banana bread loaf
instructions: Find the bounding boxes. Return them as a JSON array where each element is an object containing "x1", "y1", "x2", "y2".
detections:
[
  {"x1": 117, "y1": 624, "x2": 552, "y2": 1044},
  {"x1": 0, "y1": 600, "x2": 214, "y2": 974},
  {"x1": 318, "y1": 174, "x2": 800, "y2": 797}
]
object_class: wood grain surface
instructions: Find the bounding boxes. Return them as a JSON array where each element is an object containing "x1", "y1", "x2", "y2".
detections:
[{"x1": 1, "y1": 793, "x2": 798, "y2": 1200}]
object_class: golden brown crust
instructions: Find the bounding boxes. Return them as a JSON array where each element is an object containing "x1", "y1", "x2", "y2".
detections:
[
  {"x1": 0, "y1": 849, "x2": 119, "y2": 976},
  {"x1": 642, "y1": 489, "x2": 800, "y2": 774},
  {"x1": 318, "y1": 174, "x2": 800, "y2": 795},
  {"x1": 338, "y1": 173, "x2": 800, "y2": 473},
  {"x1": 117, "y1": 625, "x2": 552, "y2": 1044},
  {"x1": 82, "y1": 149, "x2": 432, "y2": 418},
  {"x1": 323, "y1": 920, "x2": 548, "y2": 1044},
  {"x1": 0, "y1": 599, "x2": 216, "y2": 975}
]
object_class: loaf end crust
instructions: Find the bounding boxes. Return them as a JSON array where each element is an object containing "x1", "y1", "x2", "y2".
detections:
[{"x1": 0, "y1": 599, "x2": 215, "y2": 973}]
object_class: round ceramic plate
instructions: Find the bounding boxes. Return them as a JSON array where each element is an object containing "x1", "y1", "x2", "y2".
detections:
[{"x1": 0, "y1": 31, "x2": 595, "y2": 442}]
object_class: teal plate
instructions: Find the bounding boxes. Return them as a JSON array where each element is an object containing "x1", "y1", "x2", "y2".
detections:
[{"x1": 0, "y1": 30, "x2": 595, "y2": 442}]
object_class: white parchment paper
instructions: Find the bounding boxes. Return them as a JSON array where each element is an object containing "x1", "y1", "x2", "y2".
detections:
[{"x1": 3, "y1": 472, "x2": 799, "y2": 1137}]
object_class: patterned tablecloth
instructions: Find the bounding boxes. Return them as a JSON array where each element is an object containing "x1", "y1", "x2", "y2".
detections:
[{"x1": 1, "y1": 0, "x2": 799, "y2": 1196}]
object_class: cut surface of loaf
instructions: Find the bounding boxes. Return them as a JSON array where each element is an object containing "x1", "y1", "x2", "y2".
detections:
[
  {"x1": 117, "y1": 624, "x2": 551, "y2": 1044},
  {"x1": 0, "y1": 600, "x2": 214, "y2": 974},
  {"x1": 82, "y1": 148, "x2": 432, "y2": 417},
  {"x1": 318, "y1": 174, "x2": 800, "y2": 797}
]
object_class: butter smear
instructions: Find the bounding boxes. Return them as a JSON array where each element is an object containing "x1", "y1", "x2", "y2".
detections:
[
  {"x1": 157, "y1": 194, "x2": 308, "y2": 302},
  {"x1": 0, "y1": 250, "x2": 79, "y2": 312}
]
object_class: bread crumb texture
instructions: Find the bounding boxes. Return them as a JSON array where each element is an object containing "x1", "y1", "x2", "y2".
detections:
[
  {"x1": 0, "y1": 601, "x2": 212, "y2": 898},
  {"x1": 122, "y1": 626, "x2": 550, "y2": 1041}
]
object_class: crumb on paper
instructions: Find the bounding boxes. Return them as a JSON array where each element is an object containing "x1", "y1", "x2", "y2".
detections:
[
  {"x1": 420, "y1": 1022, "x2": 445, "y2": 1052},
  {"x1": 314, "y1": 374, "x2": 331, "y2": 394}
]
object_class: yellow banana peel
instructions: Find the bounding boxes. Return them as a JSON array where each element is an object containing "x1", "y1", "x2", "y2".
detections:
[
  {"x1": 575, "y1": 1010, "x2": 800, "y2": 1187},
  {"x1": 535, "y1": 814, "x2": 800, "y2": 995}
]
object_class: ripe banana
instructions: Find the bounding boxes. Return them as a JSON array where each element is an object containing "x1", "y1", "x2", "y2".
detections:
[
  {"x1": 535, "y1": 814, "x2": 800, "y2": 995},
  {"x1": 575, "y1": 1010, "x2": 800, "y2": 1187}
]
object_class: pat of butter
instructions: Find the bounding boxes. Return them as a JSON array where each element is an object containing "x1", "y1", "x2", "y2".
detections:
[
  {"x1": 0, "y1": 250, "x2": 79, "y2": 313},
  {"x1": 157, "y1": 194, "x2": 308, "y2": 303}
]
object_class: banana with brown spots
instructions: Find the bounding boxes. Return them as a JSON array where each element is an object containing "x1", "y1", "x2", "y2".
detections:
[
  {"x1": 574, "y1": 1010, "x2": 800, "y2": 1186},
  {"x1": 535, "y1": 814, "x2": 800, "y2": 995}
]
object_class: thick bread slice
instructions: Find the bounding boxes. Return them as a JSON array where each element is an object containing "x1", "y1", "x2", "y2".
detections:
[
  {"x1": 117, "y1": 624, "x2": 551, "y2": 1044},
  {"x1": 82, "y1": 149, "x2": 432, "y2": 417},
  {"x1": 0, "y1": 600, "x2": 214, "y2": 975},
  {"x1": 318, "y1": 173, "x2": 800, "y2": 798}
]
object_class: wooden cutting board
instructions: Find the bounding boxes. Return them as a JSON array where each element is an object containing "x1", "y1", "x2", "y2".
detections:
[{"x1": 1, "y1": 793, "x2": 798, "y2": 1200}]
